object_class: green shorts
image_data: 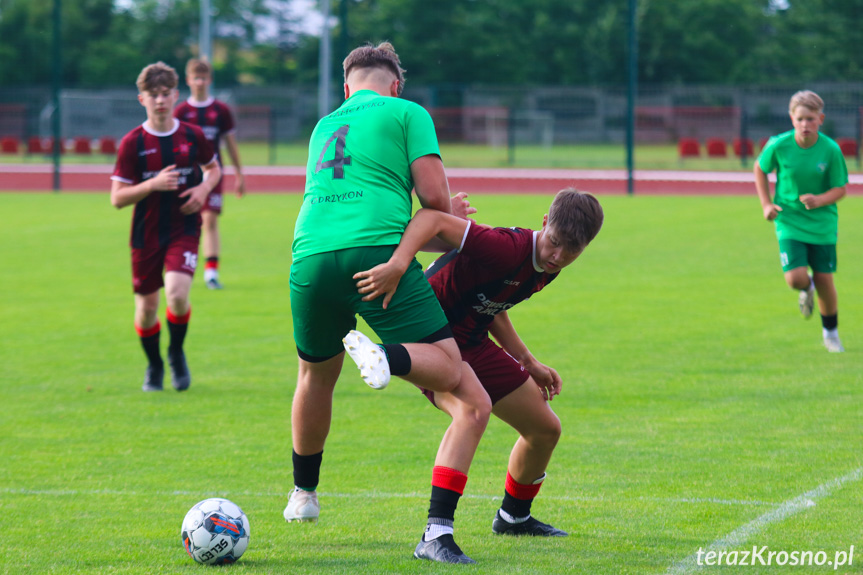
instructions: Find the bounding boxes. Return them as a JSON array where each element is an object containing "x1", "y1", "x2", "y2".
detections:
[
  {"x1": 778, "y1": 239, "x2": 837, "y2": 273},
  {"x1": 290, "y1": 245, "x2": 450, "y2": 361}
]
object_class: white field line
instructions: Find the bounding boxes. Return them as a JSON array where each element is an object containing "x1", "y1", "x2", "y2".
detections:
[
  {"x1": 666, "y1": 466, "x2": 863, "y2": 575},
  {"x1": 0, "y1": 486, "x2": 772, "y2": 507}
]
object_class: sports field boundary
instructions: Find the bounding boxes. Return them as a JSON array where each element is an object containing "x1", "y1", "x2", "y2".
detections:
[
  {"x1": 3, "y1": 163, "x2": 863, "y2": 195},
  {"x1": 666, "y1": 466, "x2": 863, "y2": 574}
]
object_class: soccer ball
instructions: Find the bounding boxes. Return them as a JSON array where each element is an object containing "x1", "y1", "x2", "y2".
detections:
[{"x1": 181, "y1": 498, "x2": 250, "y2": 565}]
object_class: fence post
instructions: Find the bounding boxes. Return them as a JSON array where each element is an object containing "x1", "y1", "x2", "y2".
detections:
[
  {"x1": 507, "y1": 106, "x2": 515, "y2": 166},
  {"x1": 739, "y1": 101, "x2": 748, "y2": 168},
  {"x1": 268, "y1": 106, "x2": 277, "y2": 166}
]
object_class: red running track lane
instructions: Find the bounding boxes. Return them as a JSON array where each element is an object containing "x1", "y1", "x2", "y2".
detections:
[{"x1": 2, "y1": 164, "x2": 862, "y2": 195}]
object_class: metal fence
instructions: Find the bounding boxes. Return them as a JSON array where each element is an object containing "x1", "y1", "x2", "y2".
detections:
[{"x1": 2, "y1": 82, "x2": 862, "y2": 156}]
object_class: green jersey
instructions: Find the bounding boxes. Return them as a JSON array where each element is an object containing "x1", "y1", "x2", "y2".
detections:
[
  {"x1": 757, "y1": 130, "x2": 847, "y2": 244},
  {"x1": 292, "y1": 90, "x2": 441, "y2": 260}
]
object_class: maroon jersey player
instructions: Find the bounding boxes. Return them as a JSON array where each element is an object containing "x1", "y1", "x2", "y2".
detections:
[
  {"x1": 111, "y1": 61, "x2": 221, "y2": 392},
  {"x1": 354, "y1": 188, "x2": 603, "y2": 537},
  {"x1": 174, "y1": 58, "x2": 245, "y2": 290}
]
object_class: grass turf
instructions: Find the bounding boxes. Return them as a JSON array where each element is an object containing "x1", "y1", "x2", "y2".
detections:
[{"x1": 1, "y1": 192, "x2": 861, "y2": 574}]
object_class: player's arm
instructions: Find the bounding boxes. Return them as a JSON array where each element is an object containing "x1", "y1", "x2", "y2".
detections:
[
  {"x1": 110, "y1": 164, "x2": 179, "y2": 209},
  {"x1": 799, "y1": 186, "x2": 846, "y2": 210},
  {"x1": 223, "y1": 132, "x2": 245, "y2": 197},
  {"x1": 753, "y1": 163, "x2": 781, "y2": 221},
  {"x1": 411, "y1": 154, "x2": 452, "y2": 213},
  {"x1": 178, "y1": 159, "x2": 222, "y2": 215},
  {"x1": 354, "y1": 208, "x2": 470, "y2": 308},
  {"x1": 489, "y1": 311, "x2": 562, "y2": 401}
]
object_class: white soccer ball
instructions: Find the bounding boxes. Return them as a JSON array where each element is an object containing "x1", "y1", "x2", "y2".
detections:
[{"x1": 181, "y1": 498, "x2": 250, "y2": 565}]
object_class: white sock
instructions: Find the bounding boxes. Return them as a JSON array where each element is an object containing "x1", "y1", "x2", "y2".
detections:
[
  {"x1": 423, "y1": 522, "x2": 454, "y2": 541},
  {"x1": 204, "y1": 268, "x2": 218, "y2": 282},
  {"x1": 499, "y1": 508, "x2": 530, "y2": 524},
  {"x1": 823, "y1": 328, "x2": 839, "y2": 339}
]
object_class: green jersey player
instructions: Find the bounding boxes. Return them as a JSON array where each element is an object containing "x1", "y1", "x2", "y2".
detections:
[
  {"x1": 754, "y1": 90, "x2": 848, "y2": 352},
  {"x1": 287, "y1": 42, "x2": 487, "y2": 565}
]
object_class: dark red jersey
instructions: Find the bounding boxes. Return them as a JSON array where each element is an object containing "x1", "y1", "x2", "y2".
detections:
[
  {"x1": 425, "y1": 223, "x2": 558, "y2": 348},
  {"x1": 111, "y1": 120, "x2": 216, "y2": 249},
  {"x1": 173, "y1": 97, "x2": 235, "y2": 159}
]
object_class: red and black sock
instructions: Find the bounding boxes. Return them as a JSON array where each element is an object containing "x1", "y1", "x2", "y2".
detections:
[
  {"x1": 166, "y1": 307, "x2": 191, "y2": 356},
  {"x1": 424, "y1": 466, "x2": 468, "y2": 540},
  {"x1": 501, "y1": 471, "x2": 545, "y2": 519},
  {"x1": 135, "y1": 321, "x2": 162, "y2": 367},
  {"x1": 292, "y1": 449, "x2": 323, "y2": 490},
  {"x1": 205, "y1": 257, "x2": 219, "y2": 271}
]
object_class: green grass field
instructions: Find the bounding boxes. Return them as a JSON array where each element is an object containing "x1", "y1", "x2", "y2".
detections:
[
  {"x1": 6, "y1": 141, "x2": 861, "y2": 172},
  {"x1": 1, "y1": 192, "x2": 861, "y2": 574}
]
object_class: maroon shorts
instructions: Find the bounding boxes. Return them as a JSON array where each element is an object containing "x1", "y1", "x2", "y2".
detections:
[
  {"x1": 421, "y1": 337, "x2": 530, "y2": 407},
  {"x1": 201, "y1": 181, "x2": 224, "y2": 215},
  {"x1": 131, "y1": 235, "x2": 200, "y2": 294}
]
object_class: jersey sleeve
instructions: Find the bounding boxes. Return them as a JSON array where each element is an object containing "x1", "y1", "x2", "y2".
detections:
[
  {"x1": 404, "y1": 103, "x2": 441, "y2": 164},
  {"x1": 220, "y1": 101, "x2": 236, "y2": 134},
  {"x1": 757, "y1": 137, "x2": 778, "y2": 173},
  {"x1": 111, "y1": 134, "x2": 139, "y2": 184},
  {"x1": 460, "y1": 225, "x2": 531, "y2": 273},
  {"x1": 193, "y1": 127, "x2": 217, "y2": 166},
  {"x1": 827, "y1": 144, "x2": 849, "y2": 189}
]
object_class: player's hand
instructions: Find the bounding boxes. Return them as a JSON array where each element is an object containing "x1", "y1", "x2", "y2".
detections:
[
  {"x1": 178, "y1": 184, "x2": 209, "y2": 214},
  {"x1": 451, "y1": 192, "x2": 477, "y2": 221},
  {"x1": 762, "y1": 203, "x2": 782, "y2": 221},
  {"x1": 234, "y1": 173, "x2": 246, "y2": 198},
  {"x1": 799, "y1": 194, "x2": 820, "y2": 210},
  {"x1": 354, "y1": 261, "x2": 409, "y2": 309},
  {"x1": 151, "y1": 164, "x2": 179, "y2": 192},
  {"x1": 524, "y1": 357, "x2": 562, "y2": 401}
]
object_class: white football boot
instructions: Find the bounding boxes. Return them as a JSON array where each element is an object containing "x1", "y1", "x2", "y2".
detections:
[
  {"x1": 342, "y1": 329, "x2": 391, "y2": 390},
  {"x1": 283, "y1": 487, "x2": 320, "y2": 523},
  {"x1": 823, "y1": 334, "x2": 845, "y2": 353}
]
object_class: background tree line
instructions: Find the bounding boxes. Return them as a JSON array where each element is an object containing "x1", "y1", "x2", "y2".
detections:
[{"x1": 1, "y1": 0, "x2": 862, "y2": 88}]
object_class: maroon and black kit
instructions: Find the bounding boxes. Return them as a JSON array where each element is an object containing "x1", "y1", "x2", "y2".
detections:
[
  {"x1": 112, "y1": 120, "x2": 216, "y2": 294},
  {"x1": 424, "y1": 222, "x2": 559, "y2": 404},
  {"x1": 174, "y1": 97, "x2": 235, "y2": 212}
]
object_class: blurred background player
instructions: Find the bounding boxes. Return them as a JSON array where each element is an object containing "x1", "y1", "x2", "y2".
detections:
[
  {"x1": 354, "y1": 188, "x2": 603, "y2": 538},
  {"x1": 287, "y1": 42, "x2": 488, "y2": 564},
  {"x1": 174, "y1": 58, "x2": 246, "y2": 290},
  {"x1": 754, "y1": 90, "x2": 847, "y2": 352},
  {"x1": 111, "y1": 62, "x2": 221, "y2": 391}
]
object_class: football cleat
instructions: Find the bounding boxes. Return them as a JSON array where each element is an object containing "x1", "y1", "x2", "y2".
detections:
[
  {"x1": 206, "y1": 277, "x2": 224, "y2": 290},
  {"x1": 798, "y1": 277, "x2": 815, "y2": 319},
  {"x1": 413, "y1": 534, "x2": 476, "y2": 564},
  {"x1": 823, "y1": 334, "x2": 845, "y2": 353},
  {"x1": 283, "y1": 487, "x2": 320, "y2": 523},
  {"x1": 492, "y1": 510, "x2": 568, "y2": 537},
  {"x1": 142, "y1": 363, "x2": 164, "y2": 392},
  {"x1": 168, "y1": 351, "x2": 191, "y2": 391},
  {"x1": 342, "y1": 330, "x2": 390, "y2": 390}
]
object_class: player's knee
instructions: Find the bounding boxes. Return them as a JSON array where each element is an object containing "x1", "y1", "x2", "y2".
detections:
[{"x1": 540, "y1": 412, "x2": 562, "y2": 446}]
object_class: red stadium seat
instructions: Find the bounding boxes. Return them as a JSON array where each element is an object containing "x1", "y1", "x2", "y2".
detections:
[
  {"x1": 73, "y1": 137, "x2": 92, "y2": 154},
  {"x1": 0, "y1": 137, "x2": 19, "y2": 154},
  {"x1": 733, "y1": 138, "x2": 754, "y2": 157},
  {"x1": 759, "y1": 137, "x2": 770, "y2": 151},
  {"x1": 705, "y1": 138, "x2": 727, "y2": 158},
  {"x1": 837, "y1": 138, "x2": 858, "y2": 157},
  {"x1": 27, "y1": 136, "x2": 45, "y2": 154},
  {"x1": 98, "y1": 137, "x2": 117, "y2": 155},
  {"x1": 678, "y1": 138, "x2": 700, "y2": 158}
]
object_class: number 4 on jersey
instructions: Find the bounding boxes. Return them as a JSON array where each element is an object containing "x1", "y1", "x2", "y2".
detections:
[{"x1": 316, "y1": 125, "x2": 352, "y2": 179}]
